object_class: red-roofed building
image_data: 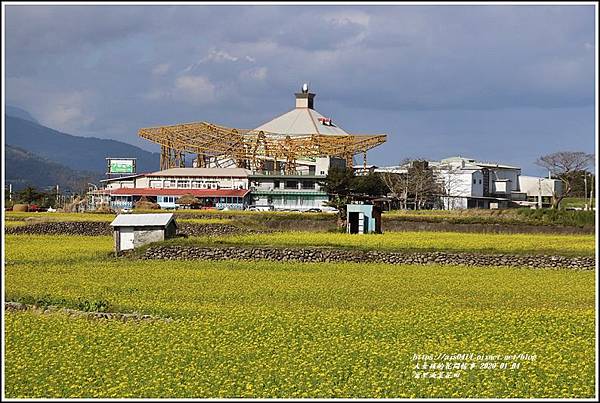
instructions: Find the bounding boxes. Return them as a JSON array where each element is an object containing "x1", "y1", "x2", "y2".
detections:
[{"x1": 98, "y1": 168, "x2": 252, "y2": 210}]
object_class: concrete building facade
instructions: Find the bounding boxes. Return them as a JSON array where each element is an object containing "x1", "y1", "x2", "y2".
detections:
[
  {"x1": 375, "y1": 156, "x2": 560, "y2": 210},
  {"x1": 517, "y1": 176, "x2": 563, "y2": 208}
]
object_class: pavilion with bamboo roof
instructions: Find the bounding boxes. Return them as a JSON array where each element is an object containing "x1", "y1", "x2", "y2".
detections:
[{"x1": 138, "y1": 84, "x2": 387, "y2": 174}]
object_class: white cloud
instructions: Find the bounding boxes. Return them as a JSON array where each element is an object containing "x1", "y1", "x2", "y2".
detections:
[
  {"x1": 142, "y1": 88, "x2": 168, "y2": 101},
  {"x1": 201, "y1": 49, "x2": 239, "y2": 63},
  {"x1": 38, "y1": 91, "x2": 95, "y2": 132},
  {"x1": 6, "y1": 77, "x2": 95, "y2": 133},
  {"x1": 241, "y1": 66, "x2": 268, "y2": 81},
  {"x1": 182, "y1": 48, "x2": 243, "y2": 74},
  {"x1": 152, "y1": 63, "x2": 171, "y2": 76},
  {"x1": 173, "y1": 74, "x2": 216, "y2": 104},
  {"x1": 322, "y1": 10, "x2": 370, "y2": 27}
]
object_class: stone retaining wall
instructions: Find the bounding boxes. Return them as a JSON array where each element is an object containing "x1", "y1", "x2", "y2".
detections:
[
  {"x1": 141, "y1": 246, "x2": 595, "y2": 270},
  {"x1": 4, "y1": 301, "x2": 170, "y2": 322},
  {"x1": 5, "y1": 221, "x2": 112, "y2": 236},
  {"x1": 5, "y1": 221, "x2": 254, "y2": 237},
  {"x1": 384, "y1": 220, "x2": 594, "y2": 235}
]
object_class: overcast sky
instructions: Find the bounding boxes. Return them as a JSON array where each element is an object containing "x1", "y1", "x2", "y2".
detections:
[{"x1": 4, "y1": 4, "x2": 596, "y2": 175}]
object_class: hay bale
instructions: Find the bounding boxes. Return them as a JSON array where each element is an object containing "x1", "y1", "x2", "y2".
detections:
[
  {"x1": 176, "y1": 194, "x2": 201, "y2": 208},
  {"x1": 95, "y1": 203, "x2": 113, "y2": 213},
  {"x1": 134, "y1": 196, "x2": 160, "y2": 210},
  {"x1": 12, "y1": 204, "x2": 28, "y2": 212},
  {"x1": 134, "y1": 201, "x2": 160, "y2": 210}
]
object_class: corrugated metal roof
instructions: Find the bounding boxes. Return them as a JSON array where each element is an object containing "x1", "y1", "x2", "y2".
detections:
[
  {"x1": 440, "y1": 157, "x2": 520, "y2": 170},
  {"x1": 148, "y1": 168, "x2": 251, "y2": 177},
  {"x1": 110, "y1": 188, "x2": 250, "y2": 197},
  {"x1": 100, "y1": 173, "x2": 148, "y2": 183},
  {"x1": 110, "y1": 213, "x2": 175, "y2": 227},
  {"x1": 254, "y1": 107, "x2": 350, "y2": 136},
  {"x1": 476, "y1": 162, "x2": 521, "y2": 170}
]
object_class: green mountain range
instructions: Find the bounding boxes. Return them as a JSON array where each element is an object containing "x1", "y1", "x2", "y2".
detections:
[
  {"x1": 6, "y1": 144, "x2": 102, "y2": 192},
  {"x1": 5, "y1": 108, "x2": 161, "y2": 191},
  {"x1": 5, "y1": 115, "x2": 160, "y2": 174}
]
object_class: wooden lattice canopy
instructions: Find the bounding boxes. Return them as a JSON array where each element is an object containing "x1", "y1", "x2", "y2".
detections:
[{"x1": 139, "y1": 121, "x2": 387, "y2": 173}]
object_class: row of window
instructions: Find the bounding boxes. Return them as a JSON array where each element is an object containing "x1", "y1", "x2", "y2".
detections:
[
  {"x1": 156, "y1": 196, "x2": 245, "y2": 204},
  {"x1": 264, "y1": 196, "x2": 325, "y2": 206},
  {"x1": 160, "y1": 196, "x2": 178, "y2": 203},
  {"x1": 270, "y1": 180, "x2": 317, "y2": 189},
  {"x1": 150, "y1": 180, "x2": 222, "y2": 189},
  {"x1": 473, "y1": 179, "x2": 483, "y2": 185}
]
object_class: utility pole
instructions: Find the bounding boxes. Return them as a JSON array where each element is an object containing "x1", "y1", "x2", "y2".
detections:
[
  {"x1": 590, "y1": 175, "x2": 594, "y2": 211},
  {"x1": 538, "y1": 178, "x2": 543, "y2": 209},
  {"x1": 583, "y1": 172, "x2": 588, "y2": 211}
]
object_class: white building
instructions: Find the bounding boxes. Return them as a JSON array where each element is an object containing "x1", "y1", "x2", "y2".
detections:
[
  {"x1": 517, "y1": 176, "x2": 563, "y2": 208},
  {"x1": 376, "y1": 156, "x2": 552, "y2": 210},
  {"x1": 434, "y1": 157, "x2": 526, "y2": 209},
  {"x1": 95, "y1": 168, "x2": 252, "y2": 211}
]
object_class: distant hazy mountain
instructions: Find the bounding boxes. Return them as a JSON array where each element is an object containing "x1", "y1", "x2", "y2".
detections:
[
  {"x1": 6, "y1": 145, "x2": 103, "y2": 192},
  {"x1": 5, "y1": 105, "x2": 39, "y2": 123},
  {"x1": 5, "y1": 116, "x2": 160, "y2": 174}
]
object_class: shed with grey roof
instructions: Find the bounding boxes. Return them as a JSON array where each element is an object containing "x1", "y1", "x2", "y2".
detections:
[{"x1": 110, "y1": 213, "x2": 177, "y2": 254}]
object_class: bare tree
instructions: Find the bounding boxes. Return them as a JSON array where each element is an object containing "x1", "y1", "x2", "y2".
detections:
[
  {"x1": 407, "y1": 160, "x2": 441, "y2": 209},
  {"x1": 380, "y1": 159, "x2": 441, "y2": 210},
  {"x1": 381, "y1": 171, "x2": 409, "y2": 209},
  {"x1": 380, "y1": 159, "x2": 411, "y2": 209},
  {"x1": 434, "y1": 163, "x2": 466, "y2": 210},
  {"x1": 535, "y1": 151, "x2": 594, "y2": 209}
]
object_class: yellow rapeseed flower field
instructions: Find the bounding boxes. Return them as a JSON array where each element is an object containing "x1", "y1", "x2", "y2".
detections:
[
  {"x1": 175, "y1": 231, "x2": 595, "y2": 256},
  {"x1": 3, "y1": 234, "x2": 596, "y2": 398}
]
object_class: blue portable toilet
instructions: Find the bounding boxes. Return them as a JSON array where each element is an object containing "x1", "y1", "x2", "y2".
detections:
[{"x1": 346, "y1": 203, "x2": 382, "y2": 234}]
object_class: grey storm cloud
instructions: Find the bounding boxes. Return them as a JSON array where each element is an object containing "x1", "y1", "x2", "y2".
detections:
[{"x1": 4, "y1": 4, "x2": 596, "y2": 174}]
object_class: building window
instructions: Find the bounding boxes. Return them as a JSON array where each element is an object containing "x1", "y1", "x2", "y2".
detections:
[
  {"x1": 285, "y1": 180, "x2": 298, "y2": 189},
  {"x1": 302, "y1": 181, "x2": 315, "y2": 190},
  {"x1": 178, "y1": 181, "x2": 190, "y2": 189},
  {"x1": 150, "y1": 180, "x2": 162, "y2": 188},
  {"x1": 473, "y1": 179, "x2": 476, "y2": 184},
  {"x1": 479, "y1": 179, "x2": 482, "y2": 184}
]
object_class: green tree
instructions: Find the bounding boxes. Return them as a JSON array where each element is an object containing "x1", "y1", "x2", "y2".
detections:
[
  {"x1": 353, "y1": 173, "x2": 387, "y2": 197},
  {"x1": 17, "y1": 186, "x2": 42, "y2": 204},
  {"x1": 320, "y1": 167, "x2": 355, "y2": 196},
  {"x1": 320, "y1": 167, "x2": 354, "y2": 223},
  {"x1": 320, "y1": 168, "x2": 388, "y2": 224}
]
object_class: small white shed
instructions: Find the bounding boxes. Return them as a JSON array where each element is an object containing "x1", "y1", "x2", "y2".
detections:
[{"x1": 110, "y1": 213, "x2": 177, "y2": 254}]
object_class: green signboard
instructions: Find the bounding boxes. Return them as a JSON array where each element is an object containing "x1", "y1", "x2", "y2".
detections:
[{"x1": 107, "y1": 159, "x2": 136, "y2": 174}]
